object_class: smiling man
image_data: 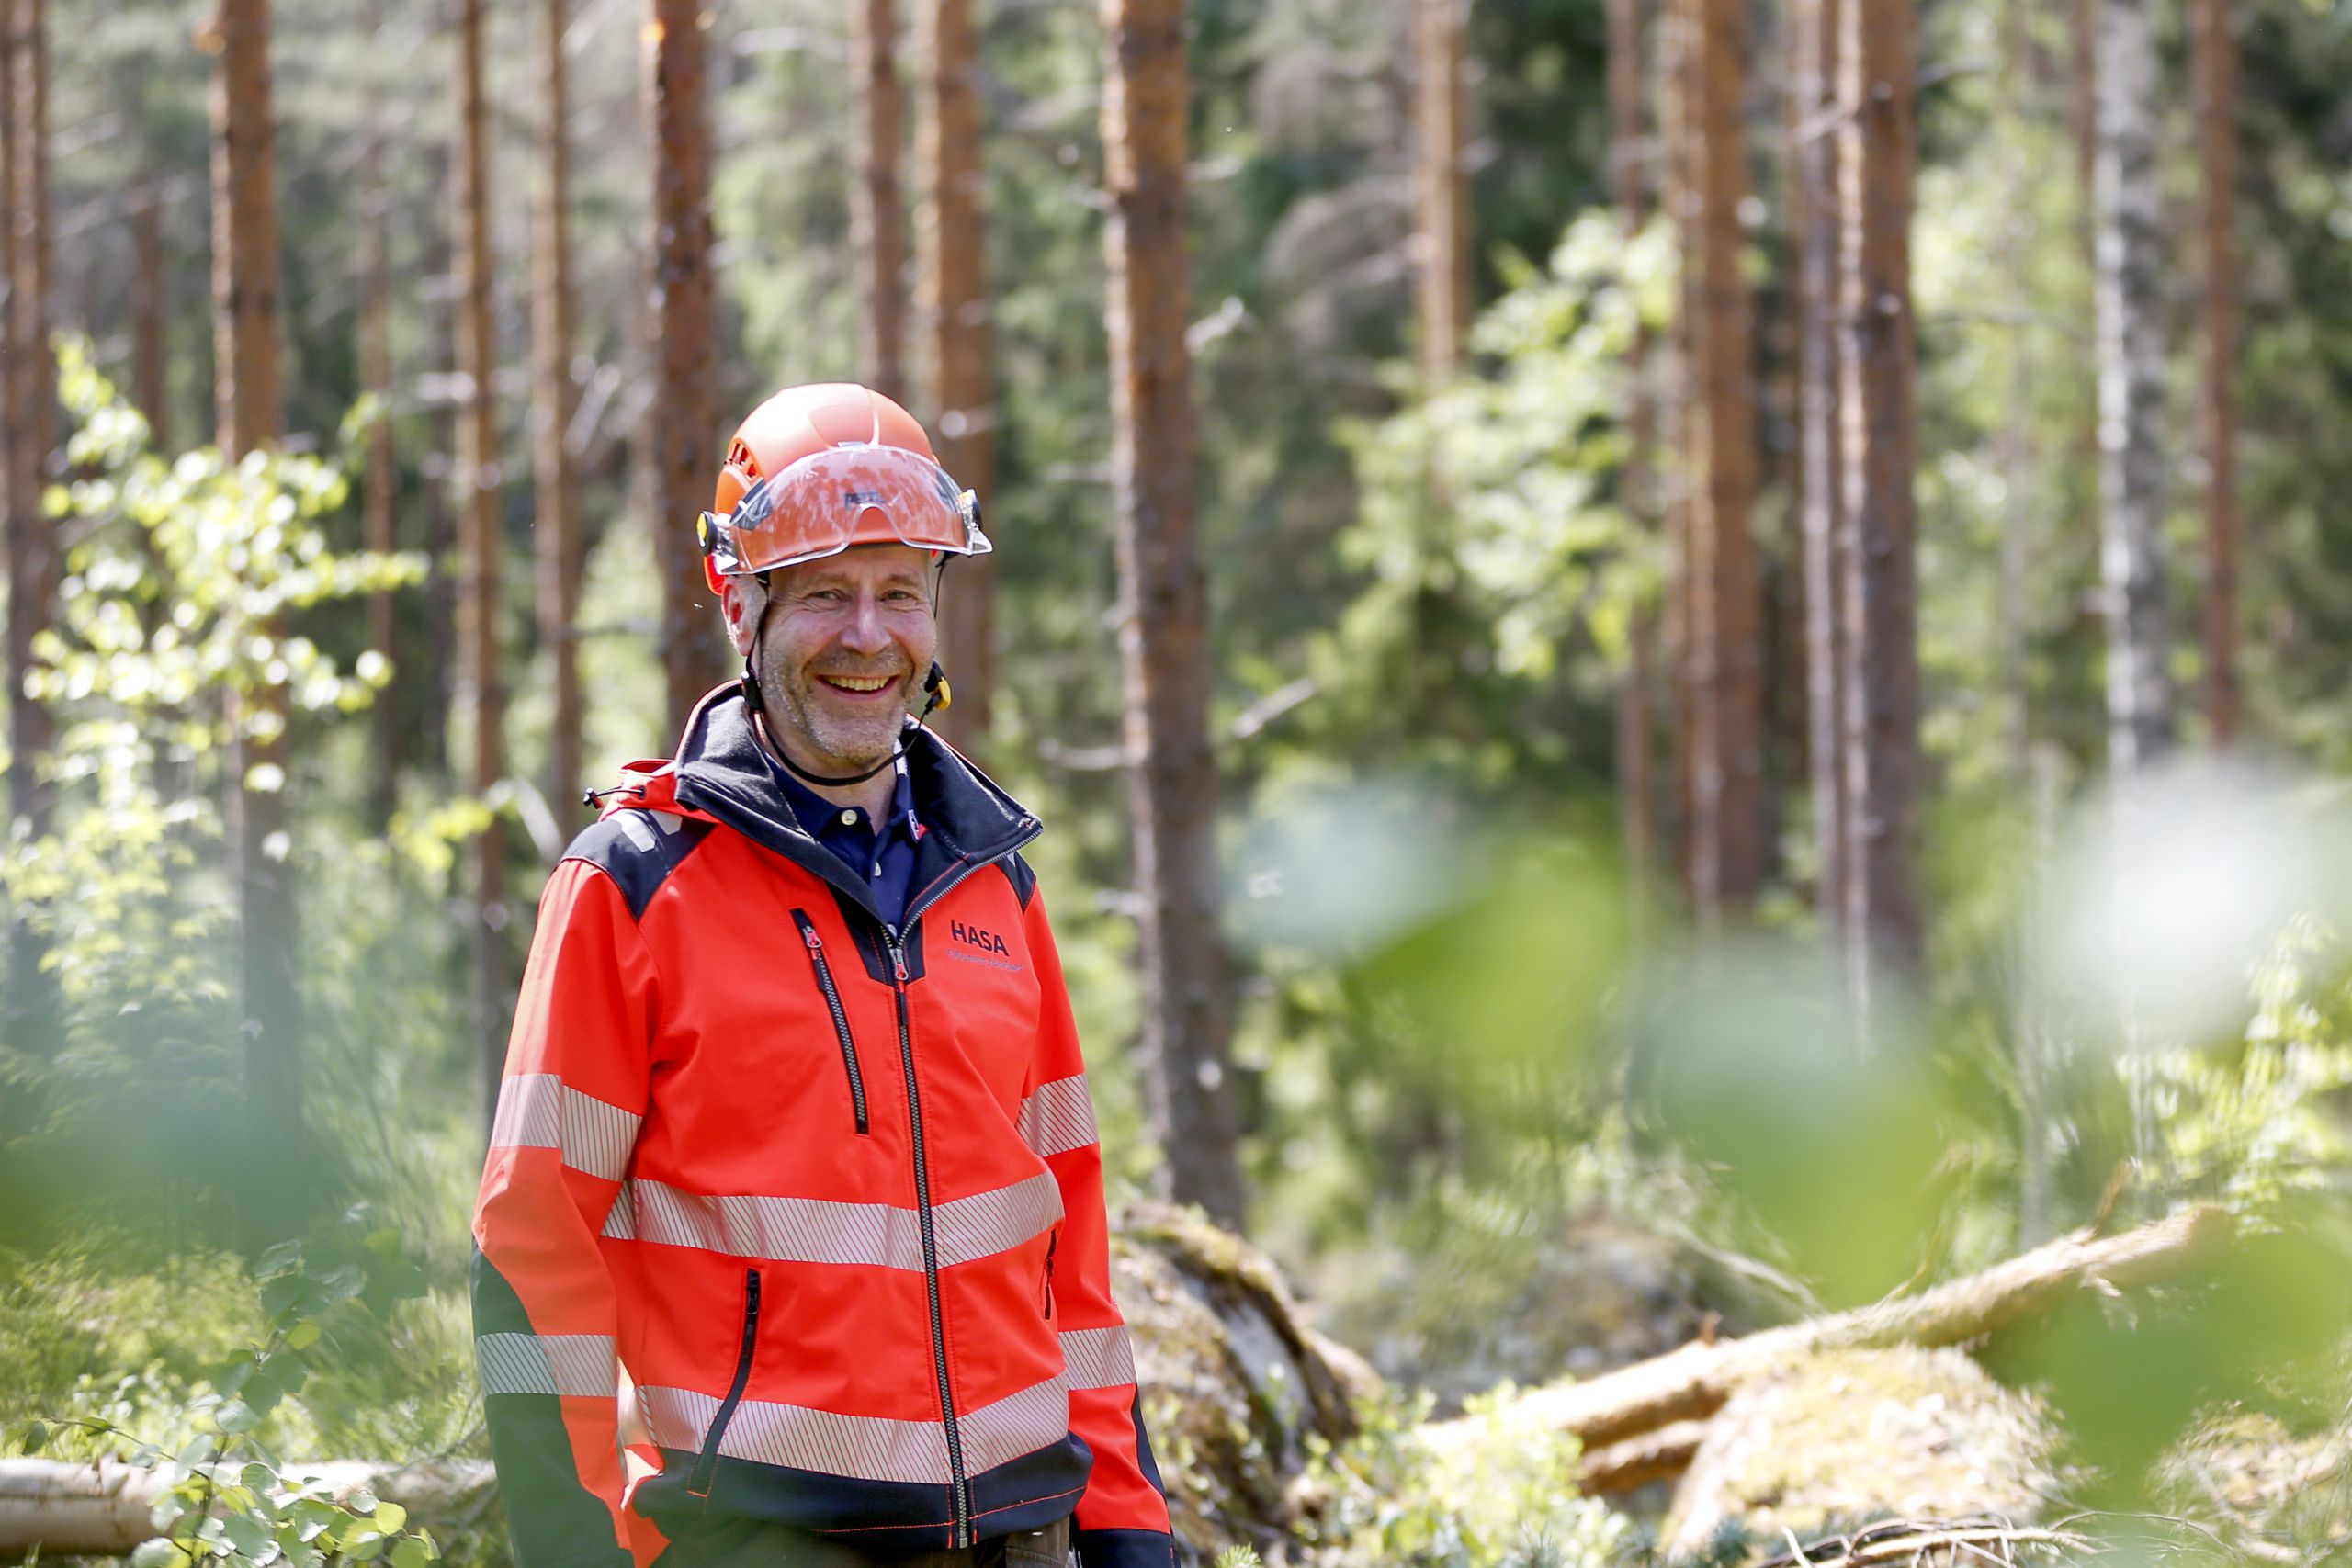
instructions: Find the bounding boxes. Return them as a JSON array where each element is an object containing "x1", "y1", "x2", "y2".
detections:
[{"x1": 470, "y1": 385, "x2": 1175, "y2": 1568}]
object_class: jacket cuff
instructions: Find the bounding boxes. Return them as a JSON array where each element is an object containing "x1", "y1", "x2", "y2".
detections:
[{"x1": 1074, "y1": 1528, "x2": 1179, "y2": 1568}]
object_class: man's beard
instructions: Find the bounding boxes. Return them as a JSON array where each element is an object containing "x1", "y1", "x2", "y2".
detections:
[{"x1": 759, "y1": 658, "x2": 912, "y2": 771}]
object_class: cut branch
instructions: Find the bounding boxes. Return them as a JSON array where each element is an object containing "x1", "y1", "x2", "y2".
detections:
[{"x1": 1429, "y1": 1204, "x2": 2232, "y2": 1468}]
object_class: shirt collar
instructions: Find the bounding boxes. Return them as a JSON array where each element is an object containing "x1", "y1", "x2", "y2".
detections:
[{"x1": 761, "y1": 737, "x2": 920, "y2": 842}]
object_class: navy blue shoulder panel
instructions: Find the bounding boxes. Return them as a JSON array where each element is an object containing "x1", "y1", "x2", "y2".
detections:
[
  {"x1": 563, "y1": 811, "x2": 715, "y2": 922},
  {"x1": 998, "y1": 852, "x2": 1038, "y2": 911}
]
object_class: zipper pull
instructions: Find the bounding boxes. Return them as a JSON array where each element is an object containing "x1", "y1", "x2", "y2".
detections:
[
  {"x1": 801, "y1": 925, "x2": 822, "y2": 951},
  {"x1": 886, "y1": 933, "x2": 909, "y2": 983}
]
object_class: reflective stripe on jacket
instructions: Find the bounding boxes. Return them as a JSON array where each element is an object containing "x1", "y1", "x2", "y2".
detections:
[{"x1": 471, "y1": 686, "x2": 1175, "y2": 1568}]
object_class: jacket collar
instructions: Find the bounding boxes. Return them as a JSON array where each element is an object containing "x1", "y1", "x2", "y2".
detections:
[{"x1": 659, "y1": 683, "x2": 1041, "y2": 932}]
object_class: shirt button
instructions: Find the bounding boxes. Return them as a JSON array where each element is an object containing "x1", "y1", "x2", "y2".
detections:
[{"x1": 840, "y1": 809, "x2": 859, "y2": 826}]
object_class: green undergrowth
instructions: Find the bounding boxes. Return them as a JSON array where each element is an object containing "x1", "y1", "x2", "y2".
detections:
[{"x1": 1290, "y1": 1387, "x2": 1634, "y2": 1568}]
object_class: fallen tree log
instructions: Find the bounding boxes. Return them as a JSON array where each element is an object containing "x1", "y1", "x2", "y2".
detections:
[
  {"x1": 1575, "y1": 1417, "x2": 1710, "y2": 1494},
  {"x1": 0, "y1": 1459, "x2": 493, "y2": 1558},
  {"x1": 1429, "y1": 1203, "x2": 2232, "y2": 1481}
]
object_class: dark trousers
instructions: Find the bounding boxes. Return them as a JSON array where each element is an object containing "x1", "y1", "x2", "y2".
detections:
[{"x1": 651, "y1": 1514, "x2": 1069, "y2": 1568}]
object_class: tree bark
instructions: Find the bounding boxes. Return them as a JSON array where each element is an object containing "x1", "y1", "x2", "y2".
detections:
[
  {"x1": 209, "y1": 0, "x2": 300, "y2": 1257},
  {"x1": 646, "y1": 0, "x2": 724, "y2": 736},
  {"x1": 1795, "y1": 0, "x2": 1847, "y2": 939},
  {"x1": 456, "y1": 0, "x2": 509, "y2": 1122},
  {"x1": 2068, "y1": 0, "x2": 2096, "y2": 220},
  {"x1": 4, "y1": 0, "x2": 60, "y2": 1087},
  {"x1": 1833, "y1": 0, "x2": 1924, "y2": 1007},
  {"x1": 1683, "y1": 0, "x2": 1762, "y2": 924},
  {"x1": 853, "y1": 0, "x2": 904, "y2": 402},
  {"x1": 535, "y1": 0, "x2": 583, "y2": 820},
  {"x1": 1101, "y1": 0, "x2": 1245, "y2": 1228},
  {"x1": 1659, "y1": 0, "x2": 1694, "y2": 891},
  {"x1": 130, "y1": 181, "x2": 169, "y2": 450},
  {"x1": 2193, "y1": 0, "x2": 2238, "y2": 746},
  {"x1": 916, "y1": 0, "x2": 996, "y2": 754},
  {"x1": 1606, "y1": 0, "x2": 1656, "y2": 914},
  {"x1": 359, "y1": 6, "x2": 397, "y2": 830},
  {"x1": 1424, "y1": 1203, "x2": 2233, "y2": 1468},
  {"x1": 210, "y1": 0, "x2": 278, "y2": 461},
  {"x1": 2094, "y1": 0, "x2": 2172, "y2": 775},
  {"x1": 419, "y1": 144, "x2": 456, "y2": 783},
  {"x1": 1414, "y1": 0, "x2": 1467, "y2": 388}
]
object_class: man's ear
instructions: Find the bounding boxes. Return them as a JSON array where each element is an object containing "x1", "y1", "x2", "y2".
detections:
[{"x1": 718, "y1": 575, "x2": 767, "y2": 657}]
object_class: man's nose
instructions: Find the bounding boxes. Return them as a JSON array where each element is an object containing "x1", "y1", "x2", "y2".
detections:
[{"x1": 839, "y1": 593, "x2": 891, "y2": 653}]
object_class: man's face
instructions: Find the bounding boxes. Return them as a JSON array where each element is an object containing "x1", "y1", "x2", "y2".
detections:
[{"x1": 724, "y1": 544, "x2": 939, "y2": 772}]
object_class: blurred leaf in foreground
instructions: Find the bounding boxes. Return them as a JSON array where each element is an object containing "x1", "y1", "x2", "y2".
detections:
[
  {"x1": 1632, "y1": 942, "x2": 1942, "y2": 1309},
  {"x1": 1983, "y1": 1201, "x2": 2352, "y2": 1506}
]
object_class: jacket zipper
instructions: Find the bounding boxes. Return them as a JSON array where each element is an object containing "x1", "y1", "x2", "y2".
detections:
[
  {"x1": 791, "y1": 908, "x2": 870, "y2": 1134},
  {"x1": 886, "y1": 927, "x2": 971, "y2": 1548},
  {"x1": 686, "y1": 1268, "x2": 762, "y2": 1500},
  {"x1": 1042, "y1": 1230, "x2": 1058, "y2": 1321}
]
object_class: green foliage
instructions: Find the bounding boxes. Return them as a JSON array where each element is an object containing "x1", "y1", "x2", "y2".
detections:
[
  {"x1": 2143, "y1": 915, "x2": 2352, "y2": 1212},
  {"x1": 8, "y1": 1222, "x2": 445, "y2": 1568},
  {"x1": 1293, "y1": 1389, "x2": 1628, "y2": 1567},
  {"x1": 1303, "y1": 212, "x2": 1672, "y2": 786},
  {"x1": 0, "y1": 340, "x2": 426, "y2": 1254}
]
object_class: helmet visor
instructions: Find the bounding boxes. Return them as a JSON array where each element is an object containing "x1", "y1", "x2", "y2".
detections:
[{"x1": 704, "y1": 444, "x2": 990, "y2": 579}]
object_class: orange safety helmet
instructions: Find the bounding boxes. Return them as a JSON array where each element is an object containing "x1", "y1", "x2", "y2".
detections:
[{"x1": 697, "y1": 383, "x2": 990, "y2": 596}]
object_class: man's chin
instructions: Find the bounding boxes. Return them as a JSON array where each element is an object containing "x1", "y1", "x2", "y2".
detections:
[{"x1": 805, "y1": 721, "x2": 908, "y2": 773}]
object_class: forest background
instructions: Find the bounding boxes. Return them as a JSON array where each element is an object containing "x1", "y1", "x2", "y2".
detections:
[{"x1": 6, "y1": 0, "x2": 2352, "y2": 1561}]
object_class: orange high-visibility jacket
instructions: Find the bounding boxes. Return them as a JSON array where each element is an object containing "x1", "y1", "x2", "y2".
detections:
[{"x1": 470, "y1": 688, "x2": 1173, "y2": 1568}]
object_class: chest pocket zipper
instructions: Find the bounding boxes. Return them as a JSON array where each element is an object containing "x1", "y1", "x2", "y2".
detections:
[
  {"x1": 687, "y1": 1268, "x2": 762, "y2": 1500},
  {"x1": 792, "y1": 909, "x2": 870, "y2": 1135}
]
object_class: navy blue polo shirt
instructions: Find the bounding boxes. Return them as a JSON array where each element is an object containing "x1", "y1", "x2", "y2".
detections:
[{"x1": 761, "y1": 747, "x2": 924, "y2": 931}]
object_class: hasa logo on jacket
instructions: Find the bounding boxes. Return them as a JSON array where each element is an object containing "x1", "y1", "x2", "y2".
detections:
[{"x1": 951, "y1": 919, "x2": 1012, "y2": 955}]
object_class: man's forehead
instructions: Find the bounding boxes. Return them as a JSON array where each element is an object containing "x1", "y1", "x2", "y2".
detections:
[{"x1": 774, "y1": 543, "x2": 935, "y2": 590}]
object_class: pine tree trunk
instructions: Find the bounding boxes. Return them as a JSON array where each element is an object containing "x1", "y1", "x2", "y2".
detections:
[
  {"x1": 1607, "y1": 0, "x2": 1656, "y2": 913},
  {"x1": 359, "y1": 9, "x2": 397, "y2": 829},
  {"x1": 1996, "y1": 0, "x2": 2033, "y2": 768},
  {"x1": 1835, "y1": 0, "x2": 1925, "y2": 1000},
  {"x1": 4, "y1": 0, "x2": 60, "y2": 1088},
  {"x1": 1684, "y1": 0, "x2": 1762, "y2": 924},
  {"x1": 1414, "y1": 0, "x2": 1466, "y2": 388},
  {"x1": 419, "y1": 143, "x2": 456, "y2": 783},
  {"x1": 2193, "y1": 0, "x2": 2238, "y2": 746},
  {"x1": 2069, "y1": 0, "x2": 2096, "y2": 219},
  {"x1": 853, "y1": 0, "x2": 904, "y2": 401},
  {"x1": 130, "y1": 182, "x2": 169, "y2": 450},
  {"x1": 1101, "y1": 0, "x2": 1245, "y2": 1228},
  {"x1": 211, "y1": 0, "x2": 278, "y2": 459},
  {"x1": 456, "y1": 0, "x2": 509, "y2": 1121},
  {"x1": 647, "y1": 0, "x2": 723, "y2": 737},
  {"x1": 1999, "y1": 0, "x2": 2052, "y2": 1239},
  {"x1": 917, "y1": 0, "x2": 995, "y2": 753},
  {"x1": 535, "y1": 0, "x2": 583, "y2": 820},
  {"x1": 2094, "y1": 0, "x2": 2172, "y2": 774},
  {"x1": 1796, "y1": 0, "x2": 1847, "y2": 935},
  {"x1": 209, "y1": 0, "x2": 300, "y2": 1255},
  {"x1": 1660, "y1": 0, "x2": 1694, "y2": 892}
]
